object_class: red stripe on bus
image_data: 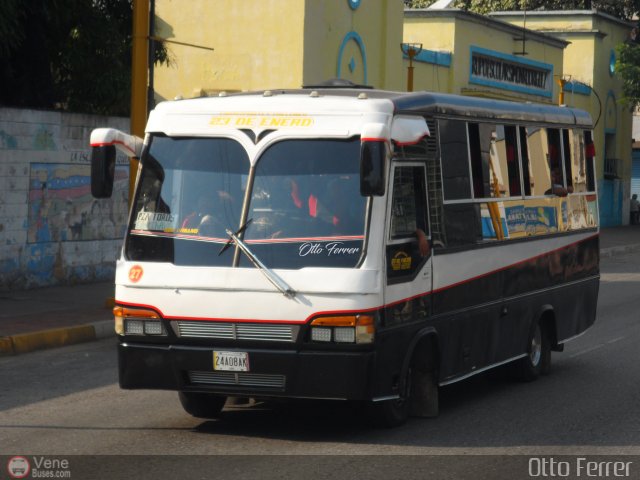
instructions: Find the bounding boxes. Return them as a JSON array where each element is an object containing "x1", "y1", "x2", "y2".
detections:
[{"x1": 91, "y1": 140, "x2": 136, "y2": 155}]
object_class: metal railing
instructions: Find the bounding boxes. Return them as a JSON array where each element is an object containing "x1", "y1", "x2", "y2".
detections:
[{"x1": 604, "y1": 157, "x2": 620, "y2": 179}]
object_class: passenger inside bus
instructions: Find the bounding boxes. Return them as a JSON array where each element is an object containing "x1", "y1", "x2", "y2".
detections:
[
  {"x1": 181, "y1": 193, "x2": 216, "y2": 231},
  {"x1": 281, "y1": 176, "x2": 364, "y2": 236},
  {"x1": 545, "y1": 168, "x2": 573, "y2": 197},
  {"x1": 181, "y1": 190, "x2": 237, "y2": 237}
]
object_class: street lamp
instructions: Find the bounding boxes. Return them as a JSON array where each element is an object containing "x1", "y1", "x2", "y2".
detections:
[{"x1": 401, "y1": 43, "x2": 423, "y2": 92}]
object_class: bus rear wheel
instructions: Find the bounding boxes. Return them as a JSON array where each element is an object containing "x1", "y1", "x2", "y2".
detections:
[
  {"x1": 516, "y1": 320, "x2": 551, "y2": 382},
  {"x1": 178, "y1": 392, "x2": 227, "y2": 419}
]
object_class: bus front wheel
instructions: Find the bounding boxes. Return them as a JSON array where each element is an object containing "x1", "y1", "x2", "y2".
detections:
[
  {"x1": 178, "y1": 392, "x2": 227, "y2": 419},
  {"x1": 517, "y1": 319, "x2": 551, "y2": 381},
  {"x1": 367, "y1": 368, "x2": 412, "y2": 428}
]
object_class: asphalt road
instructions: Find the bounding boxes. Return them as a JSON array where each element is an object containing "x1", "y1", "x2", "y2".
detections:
[{"x1": 1, "y1": 253, "x2": 639, "y2": 479}]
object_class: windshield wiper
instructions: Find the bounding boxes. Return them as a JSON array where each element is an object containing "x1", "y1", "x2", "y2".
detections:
[
  {"x1": 222, "y1": 226, "x2": 296, "y2": 299},
  {"x1": 218, "y1": 218, "x2": 253, "y2": 257}
]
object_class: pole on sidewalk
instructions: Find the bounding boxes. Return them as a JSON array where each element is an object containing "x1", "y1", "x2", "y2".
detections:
[{"x1": 130, "y1": 0, "x2": 149, "y2": 204}]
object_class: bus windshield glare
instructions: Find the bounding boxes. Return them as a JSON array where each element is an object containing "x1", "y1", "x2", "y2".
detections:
[{"x1": 126, "y1": 136, "x2": 367, "y2": 268}]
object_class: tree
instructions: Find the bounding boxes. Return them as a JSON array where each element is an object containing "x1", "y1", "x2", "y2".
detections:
[
  {"x1": 0, "y1": 0, "x2": 168, "y2": 116},
  {"x1": 0, "y1": 1, "x2": 57, "y2": 109},
  {"x1": 404, "y1": 0, "x2": 640, "y2": 21},
  {"x1": 616, "y1": 41, "x2": 640, "y2": 108}
]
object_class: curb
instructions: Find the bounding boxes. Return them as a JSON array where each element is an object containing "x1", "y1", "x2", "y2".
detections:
[{"x1": 0, "y1": 320, "x2": 113, "y2": 357}]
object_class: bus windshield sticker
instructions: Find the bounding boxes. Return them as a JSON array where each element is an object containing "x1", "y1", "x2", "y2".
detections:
[
  {"x1": 391, "y1": 251, "x2": 412, "y2": 271},
  {"x1": 134, "y1": 212, "x2": 178, "y2": 232}
]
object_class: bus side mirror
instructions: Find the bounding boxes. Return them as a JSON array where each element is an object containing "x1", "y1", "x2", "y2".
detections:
[
  {"x1": 91, "y1": 145, "x2": 116, "y2": 198},
  {"x1": 360, "y1": 140, "x2": 386, "y2": 196}
]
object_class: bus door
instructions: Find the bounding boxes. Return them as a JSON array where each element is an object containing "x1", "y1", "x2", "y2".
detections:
[{"x1": 383, "y1": 162, "x2": 433, "y2": 329}]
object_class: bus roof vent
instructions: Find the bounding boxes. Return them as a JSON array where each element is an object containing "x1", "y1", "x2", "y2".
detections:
[
  {"x1": 263, "y1": 90, "x2": 273, "y2": 97},
  {"x1": 218, "y1": 91, "x2": 227, "y2": 97},
  {"x1": 358, "y1": 92, "x2": 368, "y2": 100},
  {"x1": 310, "y1": 91, "x2": 320, "y2": 98}
]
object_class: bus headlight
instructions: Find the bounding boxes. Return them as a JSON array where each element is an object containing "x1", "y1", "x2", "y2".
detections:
[
  {"x1": 311, "y1": 327, "x2": 332, "y2": 342},
  {"x1": 310, "y1": 314, "x2": 375, "y2": 344},
  {"x1": 113, "y1": 306, "x2": 167, "y2": 336},
  {"x1": 334, "y1": 327, "x2": 356, "y2": 343}
]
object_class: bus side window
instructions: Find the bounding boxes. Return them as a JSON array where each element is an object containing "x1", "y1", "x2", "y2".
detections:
[
  {"x1": 496, "y1": 125, "x2": 521, "y2": 197},
  {"x1": 584, "y1": 130, "x2": 596, "y2": 192},
  {"x1": 519, "y1": 126, "x2": 532, "y2": 196},
  {"x1": 468, "y1": 122, "x2": 495, "y2": 199},
  {"x1": 525, "y1": 126, "x2": 551, "y2": 196},
  {"x1": 562, "y1": 129, "x2": 573, "y2": 192},
  {"x1": 546, "y1": 128, "x2": 565, "y2": 194},
  {"x1": 439, "y1": 119, "x2": 472, "y2": 201},
  {"x1": 571, "y1": 129, "x2": 587, "y2": 193}
]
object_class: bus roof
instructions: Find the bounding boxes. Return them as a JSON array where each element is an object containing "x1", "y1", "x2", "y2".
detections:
[
  {"x1": 151, "y1": 88, "x2": 592, "y2": 132},
  {"x1": 227, "y1": 88, "x2": 593, "y2": 128}
]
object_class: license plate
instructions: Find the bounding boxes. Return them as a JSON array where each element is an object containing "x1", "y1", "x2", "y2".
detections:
[{"x1": 213, "y1": 351, "x2": 250, "y2": 372}]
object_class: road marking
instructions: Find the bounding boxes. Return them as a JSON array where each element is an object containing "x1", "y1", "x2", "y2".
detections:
[
  {"x1": 600, "y1": 272, "x2": 640, "y2": 283},
  {"x1": 568, "y1": 336, "x2": 625, "y2": 358}
]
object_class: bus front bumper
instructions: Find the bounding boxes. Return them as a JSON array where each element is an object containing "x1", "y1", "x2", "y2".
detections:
[{"x1": 118, "y1": 342, "x2": 376, "y2": 401}]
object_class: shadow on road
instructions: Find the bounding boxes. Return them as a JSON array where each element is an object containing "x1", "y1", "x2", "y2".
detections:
[{"x1": 189, "y1": 357, "x2": 636, "y2": 448}]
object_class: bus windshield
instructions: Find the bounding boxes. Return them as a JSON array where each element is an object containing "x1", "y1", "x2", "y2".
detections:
[{"x1": 126, "y1": 135, "x2": 367, "y2": 268}]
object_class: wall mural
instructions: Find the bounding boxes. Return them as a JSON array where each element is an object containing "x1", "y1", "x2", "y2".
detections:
[{"x1": 28, "y1": 163, "x2": 129, "y2": 243}]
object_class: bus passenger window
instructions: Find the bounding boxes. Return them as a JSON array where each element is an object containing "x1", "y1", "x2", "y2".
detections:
[
  {"x1": 439, "y1": 119, "x2": 472, "y2": 200},
  {"x1": 491, "y1": 126, "x2": 507, "y2": 197},
  {"x1": 519, "y1": 127, "x2": 532, "y2": 196},
  {"x1": 571, "y1": 129, "x2": 587, "y2": 193},
  {"x1": 494, "y1": 125, "x2": 521, "y2": 197},
  {"x1": 547, "y1": 128, "x2": 564, "y2": 192},
  {"x1": 468, "y1": 123, "x2": 495, "y2": 198},
  {"x1": 525, "y1": 127, "x2": 551, "y2": 196},
  {"x1": 562, "y1": 129, "x2": 573, "y2": 193},
  {"x1": 584, "y1": 130, "x2": 596, "y2": 192}
]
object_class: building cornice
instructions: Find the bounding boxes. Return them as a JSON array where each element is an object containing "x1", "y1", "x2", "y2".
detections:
[
  {"x1": 489, "y1": 10, "x2": 635, "y2": 30},
  {"x1": 405, "y1": 8, "x2": 569, "y2": 49}
]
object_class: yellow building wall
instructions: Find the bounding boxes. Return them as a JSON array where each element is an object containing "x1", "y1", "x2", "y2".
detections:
[
  {"x1": 154, "y1": 0, "x2": 305, "y2": 101},
  {"x1": 403, "y1": 11, "x2": 565, "y2": 103},
  {"x1": 153, "y1": 0, "x2": 404, "y2": 102},
  {"x1": 403, "y1": 17, "x2": 455, "y2": 92},
  {"x1": 303, "y1": 0, "x2": 403, "y2": 90}
]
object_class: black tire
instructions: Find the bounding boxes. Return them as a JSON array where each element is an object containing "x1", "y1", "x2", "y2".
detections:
[
  {"x1": 178, "y1": 392, "x2": 227, "y2": 419},
  {"x1": 516, "y1": 320, "x2": 551, "y2": 382},
  {"x1": 367, "y1": 368, "x2": 412, "y2": 428}
]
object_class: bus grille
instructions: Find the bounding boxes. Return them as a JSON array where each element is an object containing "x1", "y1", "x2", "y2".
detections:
[
  {"x1": 176, "y1": 321, "x2": 298, "y2": 342},
  {"x1": 188, "y1": 371, "x2": 286, "y2": 389}
]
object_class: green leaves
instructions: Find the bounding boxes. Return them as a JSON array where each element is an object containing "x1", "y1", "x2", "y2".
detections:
[
  {"x1": 0, "y1": 0, "x2": 169, "y2": 116},
  {"x1": 616, "y1": 42, "x2": 640, "y2": 108},
  {"x1": 404, "y1": 0, "x2": 640, "y2": 20}
]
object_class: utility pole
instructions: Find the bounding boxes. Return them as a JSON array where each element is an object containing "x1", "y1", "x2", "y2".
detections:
[{"x1": 129, "y1": 0, "x2": 149, "y2": 203}]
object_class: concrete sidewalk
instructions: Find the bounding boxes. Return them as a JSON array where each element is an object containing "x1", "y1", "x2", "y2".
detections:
[
  {"x1": 0, "y1": 282, "x2": 115, "y2": 356},
  {"x1": 1, "y1": 226, "x2": 640, "y2": 356}
]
